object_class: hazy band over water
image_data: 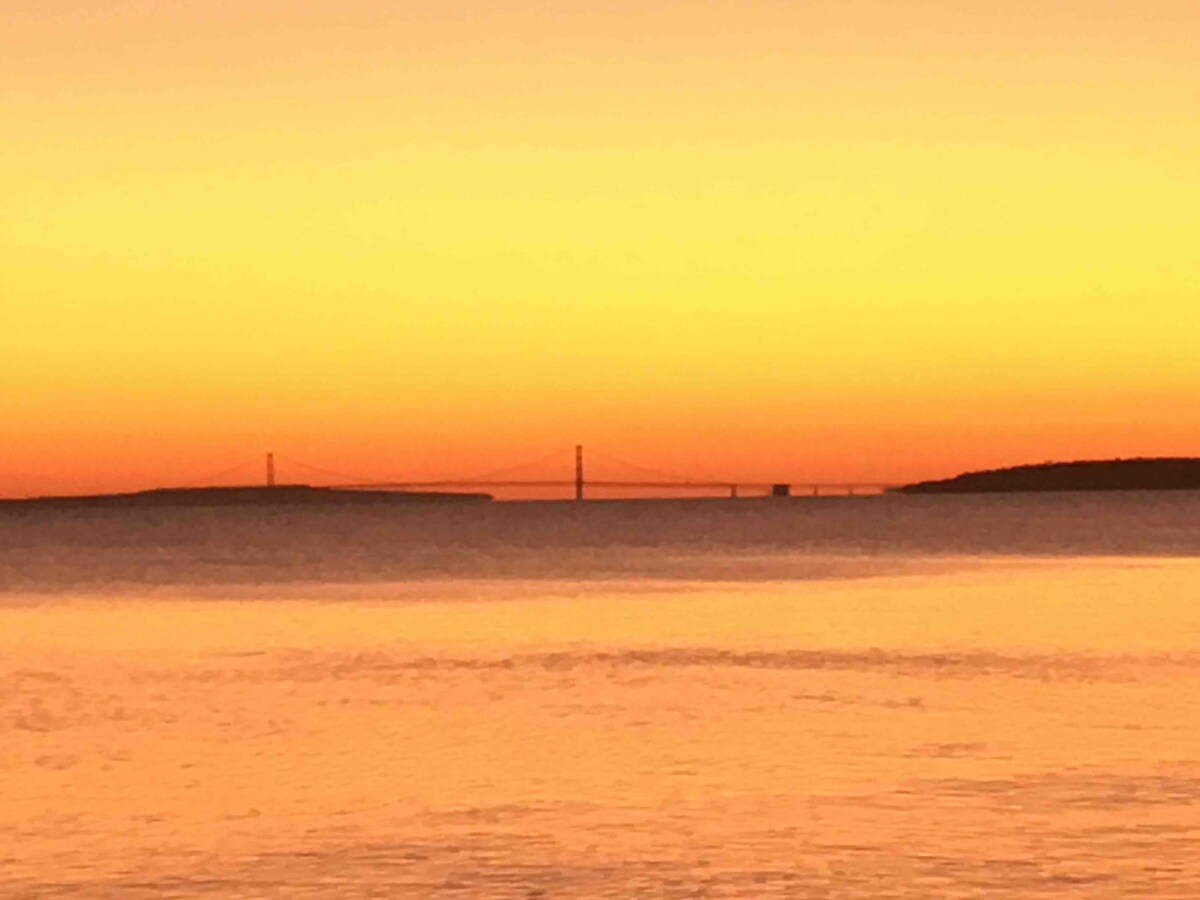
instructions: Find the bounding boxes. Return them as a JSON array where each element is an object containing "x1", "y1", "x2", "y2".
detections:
[
  {"x1": 3, "y1": 493, "x2": 1199, "y2": 897},
  {"x1": 7, "y1": 490, "x2": 1200, "y2": 592}
]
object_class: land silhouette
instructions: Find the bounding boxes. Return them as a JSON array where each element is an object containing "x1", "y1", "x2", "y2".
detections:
[
  {"x1": 0, "y1": 485, "x2": 492, "y2": 509},
  {"x1": 898, "y1": 458, "x2": 1200, "y2": 494}
]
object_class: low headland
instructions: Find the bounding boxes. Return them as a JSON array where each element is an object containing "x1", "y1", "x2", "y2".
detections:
[
  {"x1": 897, "y1": 457, "x2": 1200, "y2": 494},
  {"x1": 0, "y1": 484, "x2": 492, "y2": 509}
]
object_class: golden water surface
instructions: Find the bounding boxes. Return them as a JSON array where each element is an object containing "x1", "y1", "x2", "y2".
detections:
[{"x1": 3, "y1": 559, "x2": 1199, "y2": 897}]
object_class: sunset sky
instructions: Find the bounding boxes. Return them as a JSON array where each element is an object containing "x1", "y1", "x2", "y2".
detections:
[{"x1": 4, "y1": 1, "x2": 1198, "y2": 496}]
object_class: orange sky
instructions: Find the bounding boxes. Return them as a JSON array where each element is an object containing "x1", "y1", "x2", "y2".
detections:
[{"x1": 3, "y1": 1, "x2": 1198, "y2": 496}]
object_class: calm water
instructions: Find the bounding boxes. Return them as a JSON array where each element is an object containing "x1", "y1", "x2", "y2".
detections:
[{"x1": 2, "y1": 493, "x2": 1199, "y2": 897}]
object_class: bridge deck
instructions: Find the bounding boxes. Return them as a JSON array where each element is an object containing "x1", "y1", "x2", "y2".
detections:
[{"x1": 338, "y1": 480, "x2": 898, "y2": 490}]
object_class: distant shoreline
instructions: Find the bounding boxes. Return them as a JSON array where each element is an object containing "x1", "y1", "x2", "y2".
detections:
[
  {"x1": 896, "y1": 458, "x2": 1200, "y2": 494},
  {"x1": 0, "y1": 484, "x2": 493, "y2": 508},
  {"x1": 8, "y1": 459, "x2": 1200, "y2": 505}
]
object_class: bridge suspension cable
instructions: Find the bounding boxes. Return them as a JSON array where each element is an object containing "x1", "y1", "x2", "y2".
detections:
[
  {"x1": 272, "y1": 447, "x2": 574, "y2": 488},
  {"x1": 170, "y1": 456, "x2": 264, "y2": 488},
  {"x1": 587, "y1": 448, "x2": 718, "y2": 485},
  {"x1": 270, "y1": 454, "x2": 381, "y2": 486},
  {"x1": 447, "y1": 447, "x2": 573, "y2": 485}
]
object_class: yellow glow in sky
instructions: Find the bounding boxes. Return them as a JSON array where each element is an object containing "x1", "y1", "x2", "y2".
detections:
[{"x1": 3, "y1": 1, "x2": 1198, "y2": 495}]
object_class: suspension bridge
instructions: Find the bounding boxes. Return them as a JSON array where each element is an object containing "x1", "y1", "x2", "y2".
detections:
[{"x1": 178, "y1": 447, "x2": 898, "y2": 500}]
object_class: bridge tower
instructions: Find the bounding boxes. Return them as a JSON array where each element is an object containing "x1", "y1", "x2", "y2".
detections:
[
  {"x1": 266, "y1": 452, "x2": 276, "y2": 487},
  {"x1": 575, "y1": 445, "x2": 584, "y2": 501}
]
